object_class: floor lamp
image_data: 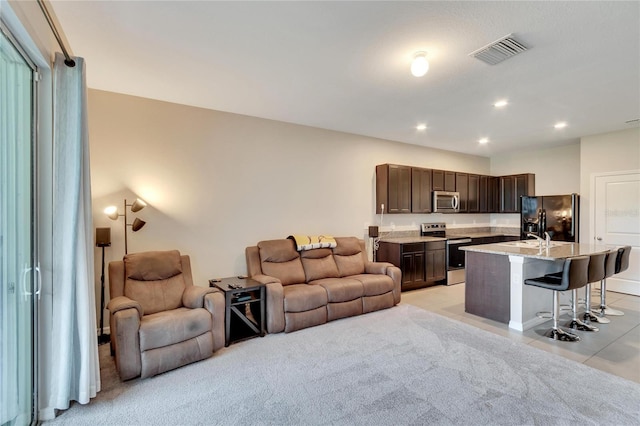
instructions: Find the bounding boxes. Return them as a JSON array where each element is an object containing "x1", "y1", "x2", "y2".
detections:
[
  {"x1": 104, "y1": 198, "x2": 147, "y2": 254},
  {"x1": 96, "y1": 227, "x2": 111, "y2": 345}
]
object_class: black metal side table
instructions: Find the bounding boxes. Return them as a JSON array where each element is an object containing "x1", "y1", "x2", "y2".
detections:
[{"x1": 209, "y1": 277, "x2": 265, "y2": 346}]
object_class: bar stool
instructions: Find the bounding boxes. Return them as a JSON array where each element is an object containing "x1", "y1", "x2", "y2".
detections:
[
  {"x1": 569, "y1": 252, "x2": 609, "y2": 330},
  {"x1": 582, "y1": 251, "x2": 610, "y2": 324},
  {"x1": 525, "y1": 256, "x2": 590, "y2": 342},
  {"x1": 594, "y1": 246, "x2": 631, "y2": 317}
]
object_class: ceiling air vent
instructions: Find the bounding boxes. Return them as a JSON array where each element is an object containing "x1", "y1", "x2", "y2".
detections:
[{"x1": 469, "y1": 34, "x2": 529, "y2": 65}]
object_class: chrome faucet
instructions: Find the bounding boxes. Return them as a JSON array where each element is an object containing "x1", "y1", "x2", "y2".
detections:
[
  {"x1": 526, "y1": 232, "x2": 551, "y2": 248},
  {"x1": 526, "y1": 232, "x2": 545, "y2": 249}
]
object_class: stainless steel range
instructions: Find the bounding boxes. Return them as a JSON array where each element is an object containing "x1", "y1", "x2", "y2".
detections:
[{"x1": 421, "y1": 223, "x2": 472, "y2": 285}]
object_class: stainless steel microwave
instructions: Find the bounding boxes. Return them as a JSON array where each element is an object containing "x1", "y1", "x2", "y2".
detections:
[{"x1": 432, "y1": 191, "x2": 460, "y2": 213}]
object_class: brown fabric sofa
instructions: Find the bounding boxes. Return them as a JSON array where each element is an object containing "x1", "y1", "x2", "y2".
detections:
[
  {"x1": 107, "y1": 250, "x2": 225, "y2": 380},
  {"x1": 246, "y1": 237, "x2": 401, "y2": 333}
]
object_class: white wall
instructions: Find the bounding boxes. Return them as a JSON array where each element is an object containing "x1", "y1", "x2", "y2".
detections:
[
  {"x1": 488, "y1": 142, "x2": 581, "y2": 228},
  {"x1": 579, "y1": 127, "x2": 640, "y2": 243},
  {"x1": 89, "y1": 89, "x2": 491, "y2": 293}
]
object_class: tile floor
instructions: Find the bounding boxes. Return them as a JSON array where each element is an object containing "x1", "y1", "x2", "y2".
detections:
[{"x1": 402, "y1": 283, "x2": 640, "y2": 384}]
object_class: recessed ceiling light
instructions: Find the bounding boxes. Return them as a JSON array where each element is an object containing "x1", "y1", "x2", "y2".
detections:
[
  {"x1": 416, "y1": 124, "x2": 427, "y2": 131},
  {"x1": 411, "y1": 52, "x2": 429, "y2": 77},
  {"x1": 478, "y1": 138, "x2": 489, "y2": 144},
  {"x1": 554, "y1": 122, "x2": 567, "y2": 129},
  {"x1": 494, "y1": 100, "x2": 508, "y2": 108}
]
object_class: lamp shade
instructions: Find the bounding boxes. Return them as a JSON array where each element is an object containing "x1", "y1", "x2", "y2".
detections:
[
  {"x1": 131, "y1": 198, "x2": 147, "y2": 212},
  {"x1": 131, "y1": 218, "x2": 146, "y2": 232},
  {"x1": 104, "y1": 205, "x2": 119, "y2": 220}
]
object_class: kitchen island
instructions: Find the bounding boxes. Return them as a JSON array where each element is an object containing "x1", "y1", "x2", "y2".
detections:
[{"x1": 462, "y1": 240, "x2": 611, "y2": 331}]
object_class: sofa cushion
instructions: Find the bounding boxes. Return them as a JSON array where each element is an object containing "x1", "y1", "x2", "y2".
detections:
[
  {"x1": 349, "y1": 274, "x2": 394, "y2": 296},
  {"x1": 139, "y1": 307, "x2": 212, "y2": 351},
  {"x1": 258, "y1": 239, "x2": 306, "y2": 285},
  {"x1": 332, "y1": 237, "x2": 366, "y2": 277},
  {"x1": 310, "y1": 278, "x2": 364, "y2": 303},
  {"x1": 301, "y1": 248, "x2": 340, "y2": 281},
  {"x1": 283, "y1": 284, "x2": 328, "y2": 313}
]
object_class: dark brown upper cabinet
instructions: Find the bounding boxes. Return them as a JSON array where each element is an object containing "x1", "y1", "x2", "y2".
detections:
[
  {"x1": 432, "y1": 170, "x2": 456, "y2": 192},
  {"x1": 376, "y1": 164, "x2": 412, "y2": 213},
  {"x1": 500, "y1": 173, "x2": 535, "y2": 213},
  {"x1": 411, "y1": 167, "x2": 432, "y2": 213},
  {"x1": 468, "y1": 174, "x2": 480, "y2": 213},
  {"x1": 455, "y1": 172, "x2": 468, "y2": 212}
]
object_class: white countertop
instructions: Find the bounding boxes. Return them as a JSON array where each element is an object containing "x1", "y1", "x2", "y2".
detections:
[{"x1": 462, "y1": 240, "x2": 613, "y2": 260}]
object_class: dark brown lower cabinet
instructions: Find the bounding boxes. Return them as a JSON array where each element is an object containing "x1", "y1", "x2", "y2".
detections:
[{"x1": 377, "y1": 241, "x2": 446, "y2": 291}]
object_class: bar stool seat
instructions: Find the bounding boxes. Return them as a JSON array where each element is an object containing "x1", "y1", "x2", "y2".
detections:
[{"x1": 525, "y1": 256, "x2": 590, "y2": 342}]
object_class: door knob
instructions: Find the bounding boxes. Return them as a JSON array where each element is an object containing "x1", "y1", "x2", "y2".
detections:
[{"x1": 596, "y1": 237, "x2": 603, "y2": 241}]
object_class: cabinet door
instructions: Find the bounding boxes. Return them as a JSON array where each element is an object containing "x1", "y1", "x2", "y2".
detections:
[
  {"x1": 432, "y1": 169, "x2": 444, "y2": 191},
  {"x1": 468, "y1": 174, "x2": 479, "y2": 212},
  {"x1": 514, "y1": 174, "x2": 535, "y2": 213},
  {"x1": 376, "y1": 164, "x2": 412, "y2": 214},
  {"x1": 501, "y1": 175, "x2": 516, "y2": 212},
  {"x1": 444, "y1": 171, "x2": 456, "y2": 192},
  {"x1": 455, "y1": 172, "x2": 468, "y2": 212},
  {"x1": 411, "y1": 167, "x2": 432, "y2": 213},
  {"x1": 490, "y1": 176, "x2": 501, "y2": 213},
  {"x1": 402, "y1": 252, "x2": 426, "y2": 286},
  {"x1": 479, "y1": 175, "x2": 489, "y2": 212},
  {"x1": 433, "y1": 249, "x2": 446, "y2": 281}
]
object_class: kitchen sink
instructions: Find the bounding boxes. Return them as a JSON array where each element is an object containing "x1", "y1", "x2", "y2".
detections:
[{"x1": 498, "y1": 240, "x2": 571, "y2": 248}]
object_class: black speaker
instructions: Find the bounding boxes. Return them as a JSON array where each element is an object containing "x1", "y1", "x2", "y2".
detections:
[
  {"x1": 96, "y1": 227, "x2": 111, "y2": 247},
  {"x1": 368, "y1": 226, "x2": 379, "y2": 238}
]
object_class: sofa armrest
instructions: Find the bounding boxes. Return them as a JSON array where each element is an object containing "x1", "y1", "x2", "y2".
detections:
[
  {"x1": 264, "y1": 282, "x2": 285, "y2": 333},
  {"x1": 386, "y1": 265, "x2": 402, "y2": 305},
  {"x1": 365, "y1": 262, "x2": 394, "y2": 275},
  {"x1": 251, "y1": 274, "x2": 281, "y2": 285},
  {"x1": 183, "y1": 285, "x2": 220, "y2": 309},
  {"x1": 204, "y1": 291, "x2": 226, "y2": 352},
  {"x1": 111, "y1": 307, "x2": 142, "y2": 380},
  {"x1": 107, "y1": 295, "x2": 143, "y2": 319}
]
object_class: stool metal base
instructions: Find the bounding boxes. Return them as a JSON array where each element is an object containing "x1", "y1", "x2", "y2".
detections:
[
  {"x1": 583, "y1": 311, "x2": 610, "y2": 324},
  {"x1": 567, "y1": 319, "x2": 599, "y2": 332},
  {"x1": 592, "y1": 305, "x2": 624, "y2": 316},
  {"x1": 546, "y1": 328, "x2": 580, "y2": 342}
]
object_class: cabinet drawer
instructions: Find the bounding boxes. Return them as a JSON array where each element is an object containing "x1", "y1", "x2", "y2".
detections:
[
  {"x1": 402, "y1": 242, "x2": 425, "y2": 253},
  {"x1": 425, "y1": 241, "x2": 446, "y2": 250}
]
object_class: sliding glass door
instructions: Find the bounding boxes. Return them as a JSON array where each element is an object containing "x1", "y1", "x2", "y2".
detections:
[{"x1": 0, "y1": 24, "x2": 37, "y2": 426}]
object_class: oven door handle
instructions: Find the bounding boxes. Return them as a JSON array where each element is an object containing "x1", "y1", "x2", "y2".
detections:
[{"x1": 447, "y1": 238, "x2": 472, "y2": 244}]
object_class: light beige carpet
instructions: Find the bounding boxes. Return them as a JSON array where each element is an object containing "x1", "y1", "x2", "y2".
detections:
[{"x1": 45, "y1": 304, "x2": 640, "y2": 425}]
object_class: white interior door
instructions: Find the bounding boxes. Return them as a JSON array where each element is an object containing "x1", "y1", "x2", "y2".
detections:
[{"x1": 594, "y1": 171, "x2": 640, "y2": 296}]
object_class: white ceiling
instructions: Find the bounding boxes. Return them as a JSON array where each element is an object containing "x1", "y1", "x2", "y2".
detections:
[{"x1": 50, "y1": 1, "x2": 640, "y2": 157}]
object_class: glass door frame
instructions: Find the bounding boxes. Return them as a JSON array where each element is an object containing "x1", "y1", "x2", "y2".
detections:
[{"x1": 0, "y1": 19, "x2": 39, "y2": 426}]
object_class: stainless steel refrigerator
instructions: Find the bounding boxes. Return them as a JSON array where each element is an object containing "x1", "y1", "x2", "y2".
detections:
[{"x1": 520, "y1": 193, "x2": 579, "y2": 241}]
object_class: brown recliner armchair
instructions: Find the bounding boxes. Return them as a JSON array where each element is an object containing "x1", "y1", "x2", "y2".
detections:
[{"x1": 107, "y1": 250, "x2": 225, "y2": 380}]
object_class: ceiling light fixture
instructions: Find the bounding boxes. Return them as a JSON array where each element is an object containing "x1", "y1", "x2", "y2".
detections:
[
  {"x1": 554, "y1": 122, "x2": 567, "y2": 129},
  {"x1": 416, "y1": 124, "x2": 427, "y2": 131},
  {"x1": 478, "y1": 138, "x2": 489, "y2": 144},
  {"x1": 494, "y1": 100, "x2": 508, "y2": 108},
  {"x1": 411, "y1": 51, "x2": 429, "y2": 77}
]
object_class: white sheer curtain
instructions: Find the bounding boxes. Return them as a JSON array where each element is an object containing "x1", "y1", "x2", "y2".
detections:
[{"x1": 40, "y1": 52, "x2": 100, "y2": 418}]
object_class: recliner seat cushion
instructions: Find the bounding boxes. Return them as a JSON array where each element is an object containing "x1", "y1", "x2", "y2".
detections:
[
  {"x1": 310, "y1": 278, "x2": 364, "y2": 303},
  {"x1": 301, "y1": 248, "x2": 340, "y2": 281},
  {"x1": 283, "y1": 284, "x2": 328, "y2": 312},
  {"x1": 259, "y1": 240, "x2": 306, "y2": 285},
  {"x1": 139, "y1": 307, "x2": 212, "y2": 351},
  {"x1": 349, "y1": 274, "x2": 394, "y2": 296}
]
